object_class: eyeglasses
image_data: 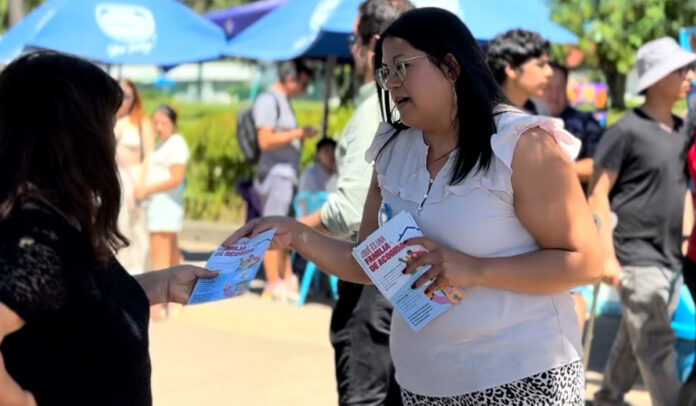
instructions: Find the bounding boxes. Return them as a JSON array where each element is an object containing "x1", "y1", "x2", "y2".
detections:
[
  {"x1": 676, "y1": 63, "x2": 696, "y2": 76},
  {"x1": 375, "y1": 55, "x2": 427, "y2": 91}
]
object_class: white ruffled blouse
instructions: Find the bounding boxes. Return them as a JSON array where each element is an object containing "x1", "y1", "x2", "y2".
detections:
[{"x1": 364, "y1": 110, "x2": 583, "y2": 397}]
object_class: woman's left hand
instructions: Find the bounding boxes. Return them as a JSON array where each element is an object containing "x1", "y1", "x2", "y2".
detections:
[
  {"x1": 163, "y1": 265, "x2": 219, "y2": 304},
  {"x1": 403, "y1": 237, "x2": 482, "y2": 294}
]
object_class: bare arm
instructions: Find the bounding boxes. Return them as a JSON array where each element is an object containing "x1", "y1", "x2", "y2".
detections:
[
  {"x1": 257, "y1": 126, "x2": 304, "y2": 151},
  {"x1": 298, "y1": 211, "x2": 330, "y2": 234},
  {"x1": 685, "y1": 190, "x2": 694, "y2": 256},
  {"x1": 587, "y1": 167, "x2": 620, "y2": 284},
  {"x1": 140, "y1": 118, "x2": 156, "y2": 159},
  {"x1": 136, "y1": 164, "x2": 185, "y2": 199},
  {"x1": 137, "y1": 118, "x2": 156, "y2": 184},
  {"x1": 409, "y1": 128, "x2": 602, "y2": 294},
  {"x1": 134, "y1": 265, "x2": 218, "y2": 305},
  {"x1": 225, "y1": 171, "x2": 383, "y2": 284},
  {"x1": 574, "y1": 158, "x2": 593, "y2": 183},
  {"x1": 0, "y1": 303, "x2": 36, "y2": 406},
  {"x1": 477, "y1": 128, "x2": 602, "y2": 292}
]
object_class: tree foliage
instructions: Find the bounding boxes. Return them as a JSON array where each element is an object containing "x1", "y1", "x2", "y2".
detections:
[
  {"x1": 549, "y1": 0, "x2": 696, "y2": 108},
  {"x1": 180, "y1": 0, "x2": 252, "y2": 13}
]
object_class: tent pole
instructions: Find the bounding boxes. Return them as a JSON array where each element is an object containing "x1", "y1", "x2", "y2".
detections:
[
  {"x1": 249, "y1": 61, "x2": 263, "y2": 101},
  {"x1": 321, "y1": 56, "x2": 336, "y2": 139},
  {"x1": 197, "y1": 61, "x2": 204, "y2": 101}
]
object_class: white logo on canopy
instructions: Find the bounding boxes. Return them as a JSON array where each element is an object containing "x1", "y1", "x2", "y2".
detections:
[
  {"x1": 291, "y1": 0, "x2": 340, "y2": 53},
  {"x1": 95, "y1": 3, "x2": 157, "y2": 58}
]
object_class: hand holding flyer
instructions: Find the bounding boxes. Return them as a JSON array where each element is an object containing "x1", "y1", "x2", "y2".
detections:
[
  {"x1": 188, "y1": 229, "x2": 276, "y2": 304},
  {"x1": 352, "y1": 211, "x2": 465, "y2": 331}
]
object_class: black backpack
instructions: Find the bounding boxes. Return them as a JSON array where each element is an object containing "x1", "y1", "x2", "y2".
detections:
[{"x1": 236, "y1": 92, "x2": 281, "y2": 164}]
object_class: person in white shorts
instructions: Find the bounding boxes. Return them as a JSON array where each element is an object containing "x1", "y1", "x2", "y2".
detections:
[{"x1": 134, "y1": 105, "x2": 190, "y2": 320}]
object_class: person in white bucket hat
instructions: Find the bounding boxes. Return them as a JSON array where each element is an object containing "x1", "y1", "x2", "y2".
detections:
[
  {"x1": 636, "y1": 37, "x2": 696, "y2": 93},
  {"x1": 589, "y1": 37, "x2": 696, "y2": 406}
]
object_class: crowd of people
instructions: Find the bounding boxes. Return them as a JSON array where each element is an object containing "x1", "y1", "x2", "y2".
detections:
[{"x1": 1, "y1": 0, "x2": 696, "y2": 405}]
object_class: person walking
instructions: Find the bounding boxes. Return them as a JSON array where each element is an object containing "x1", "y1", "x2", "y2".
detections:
[{"x1": 589, "y1": 37, "x2": 696, "y2": 406}]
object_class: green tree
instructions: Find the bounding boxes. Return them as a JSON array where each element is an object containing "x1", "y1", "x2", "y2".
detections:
[
  {"x1": 181, "y1": 0, "x2": 252, "y2": 13},
  {"x1": 0, "y1": 0, "x2": 42, "y2": 31},
  {"x1": 549, "y1": 0, "x2": 696, "y2": 108}
]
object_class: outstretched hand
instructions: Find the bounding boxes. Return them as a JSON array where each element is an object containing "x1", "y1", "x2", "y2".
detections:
[
  {"x1": 164, "y1": 265, "x2": 219, "y2": 304},
  {"x1": 223, "y1": 216, "x2": 296, "y2": 251}
]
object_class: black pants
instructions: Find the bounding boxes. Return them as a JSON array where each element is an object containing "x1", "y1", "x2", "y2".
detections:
[
  {"x1": 680, "y1": 257, "x2": 696, "y2": 405},
  {"x1": 330, "y1": 281, "x2": 402, "y2": 406}
]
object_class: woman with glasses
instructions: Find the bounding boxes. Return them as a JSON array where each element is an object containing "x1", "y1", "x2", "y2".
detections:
[{"x1": 225, "y1": 8, "x2": 601, "y2": 405}]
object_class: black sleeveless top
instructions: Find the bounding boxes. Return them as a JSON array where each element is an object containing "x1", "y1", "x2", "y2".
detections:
[{"x1": 0, "y1": 204, "x2": 152, "y2": 405}]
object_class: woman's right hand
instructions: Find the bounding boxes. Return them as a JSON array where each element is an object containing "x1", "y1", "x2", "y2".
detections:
[
  {"x1": 601, "y1": 257, "x2": 622, "y2": 287},
  {"x1": 223, "y1": 216, "x2": 298, "y2": 250}
]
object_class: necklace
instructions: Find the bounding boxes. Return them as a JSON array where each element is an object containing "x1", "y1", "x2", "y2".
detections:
[
  {"x1": 426, "y1": 146, "x2": 457, "y2": 166},
  {"x1": 416, "y1": 146, "x2": 457, "y2": 217}
]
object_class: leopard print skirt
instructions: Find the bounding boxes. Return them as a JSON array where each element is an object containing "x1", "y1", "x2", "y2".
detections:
[{"x1": 401, "y1": 361, "x2": 584, "y2": 406}]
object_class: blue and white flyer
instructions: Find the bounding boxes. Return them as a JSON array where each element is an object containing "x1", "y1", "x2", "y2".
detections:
[
  {"x1": 352, "y1": 211, "x2": 465, "y2": 331},
  {"x1": 188, "y1": 229, "x2": 276, "y2": 304}
]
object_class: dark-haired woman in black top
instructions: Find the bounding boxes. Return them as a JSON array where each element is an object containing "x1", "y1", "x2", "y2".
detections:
[{"x1": 0, "y1": 52, "x2": 216, "y2": 406}]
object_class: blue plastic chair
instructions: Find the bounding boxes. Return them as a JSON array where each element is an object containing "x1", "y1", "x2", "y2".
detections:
[
  {"x1": 292, "y1": 190, "x2": 339, "y2": 306},
  {"x1": 672, "y1": 285, "x2": 696, "y2": 381}
]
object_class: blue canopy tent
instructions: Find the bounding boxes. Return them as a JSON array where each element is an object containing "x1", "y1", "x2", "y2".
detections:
[
  {"x1": 206, "y1": 0, "x2": 287, "y2": 39},
  {"x1": 223, "y1": 0, "x2": 577, "y2": 137},
  {"x1": 224, "y1": 0, "x2": 576, "y2": 61},
  {"x1": 321, "y1": 0, "x2": 577, "y2": 44},
  {"x1": 223, "y1": 0, "x2": 352, "y2": 60},
  {"x1": 0, "y1": 0, "x2": 227, "y2": 65}
]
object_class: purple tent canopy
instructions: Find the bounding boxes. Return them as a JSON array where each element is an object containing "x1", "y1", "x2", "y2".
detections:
[{"x1": 206, "y1": 0, "x2": 287, "y2": 38}]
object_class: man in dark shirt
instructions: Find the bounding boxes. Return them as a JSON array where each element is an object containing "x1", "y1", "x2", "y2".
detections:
[
  {"x1": 589, "y1": 37, "x2": 696, "y2": 406},
  {"x1": 542, "y1": 62, "x2": 603, "y2": 188},
  {"x1": 486, "y1": 29, "x2": 552, "y2": 114}
]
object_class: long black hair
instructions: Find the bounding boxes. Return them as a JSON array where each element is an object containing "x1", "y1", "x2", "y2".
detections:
[
  {"x1": 375, "y1": 7, "x2": 508, "y2": 185},
  {"x1": 0, "y1": 51, "x2": 127, "y2": 264}
]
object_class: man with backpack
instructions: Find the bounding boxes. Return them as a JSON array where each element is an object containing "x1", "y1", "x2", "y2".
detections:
[{"x1": 246, "y1": 59, "x2": 317, "y2": 300}]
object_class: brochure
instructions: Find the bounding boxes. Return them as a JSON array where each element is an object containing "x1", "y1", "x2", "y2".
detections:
[
  {"x1": 188, "y1": 229, "x2": 276, "y2": 304},
  {"x1": 352, "y1": 211, "x2": 465, "y2": 331}
]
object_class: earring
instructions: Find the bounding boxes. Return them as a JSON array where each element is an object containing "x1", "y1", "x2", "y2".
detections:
[{"x1": 452, "y1": 82, "x2": 458, "y2": 104}]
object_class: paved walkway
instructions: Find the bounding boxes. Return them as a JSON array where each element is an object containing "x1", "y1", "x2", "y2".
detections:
[{"x1": 147, "y1": 222, "x2": 652, "y2": 405}]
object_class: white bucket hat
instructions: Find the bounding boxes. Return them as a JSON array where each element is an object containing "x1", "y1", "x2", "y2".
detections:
[{"x1": 636, "y1": 37, "x2": 696, "y2": 93}]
